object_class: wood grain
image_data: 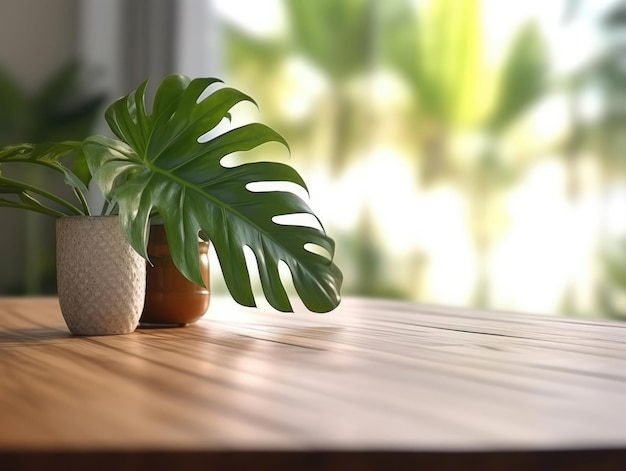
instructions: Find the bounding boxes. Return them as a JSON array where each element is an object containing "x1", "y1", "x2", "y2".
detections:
[{"x1": 1, "y1": 296, "x2": 626, "y2": 468}]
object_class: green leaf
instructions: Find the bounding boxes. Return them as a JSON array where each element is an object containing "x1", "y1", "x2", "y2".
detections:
[
  {"x1": 0, "y1": 141, "x2": 89, "y2": 190},
  {"x1": 70, "y1": 145, "x2": 91, "y2": 188},
  {"x1": 0, "y1": 141, "x2": 90, "y2": 216},
  {"x1": 487, "y1": 21, "x2": 547, "y2": 132},
  {"x1": 83, "y1": 75, "x2": 342, "y2": 313},
  {"x1": 0, "y1": 182, "x2": 23, "y2": 193}
]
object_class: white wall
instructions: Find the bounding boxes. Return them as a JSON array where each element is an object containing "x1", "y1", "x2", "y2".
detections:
[{"x1": 0, "y1": 0, "x2": 78, "y2": 91}]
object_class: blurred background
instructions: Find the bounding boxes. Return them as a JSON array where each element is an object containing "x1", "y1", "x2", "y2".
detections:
[{"x1": 1, "y1": 0, "x2": 626, "y2": 319}]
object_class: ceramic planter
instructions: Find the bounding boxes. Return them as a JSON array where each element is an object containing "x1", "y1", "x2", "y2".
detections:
[
  {"x1": 56, "y1": 216, "x2": 146, "y2": 335},
  {"x1": 140, "y1": 225, "x2": 210, "y2": 326}
]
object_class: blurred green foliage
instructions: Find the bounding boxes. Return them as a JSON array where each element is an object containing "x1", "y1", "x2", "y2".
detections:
[
  {"x1": 601, "y1": 239, "x2": 626, "y2": 319},
  {"x1": 222, "y1": 0, "x2": 555, "y2": 305},
  {"x1": 0, "y1": 62, "x2": 105, "y2": 294},
  {"x1": 0, "y1": 61, "x2": 105, "y2": 145},
  {"x1": 218, "y1": 0, "x2": 626, "y2": 316}
]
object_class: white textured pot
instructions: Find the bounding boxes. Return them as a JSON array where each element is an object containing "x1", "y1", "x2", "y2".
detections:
[{"x1": 56, "y1": 216, "x2": 146, "y2": 335}]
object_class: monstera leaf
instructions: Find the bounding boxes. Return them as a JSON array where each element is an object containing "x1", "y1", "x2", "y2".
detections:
[{"x1": 83, "y1": 75, "x2": 342, "y2": 313}]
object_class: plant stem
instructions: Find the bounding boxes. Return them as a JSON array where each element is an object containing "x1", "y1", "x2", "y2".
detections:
[
  {"x1": 74, "y1": 187, "x2": 91, "y2": 215},
  {"x1": 101, "y1": 198, "x2": 110, "y2": 216},
  {"x1": 109, "y1": 202, "x2": 119, "y2": 215},
  {"x1": 102, "y1": 200, "x2": 119, "y2": 216},
  {"x1": 20, "y1": 192, "x2": 71, "y2": 220},
  {"x1": 0, "y1": 201, "x2": 66, "y2": 218},
  {"x1": 0, "y1": 176, "x2": 84, "y2": 215},
  {"x1": 0, "y1": 144, "x2": 33, "y2": 159}
]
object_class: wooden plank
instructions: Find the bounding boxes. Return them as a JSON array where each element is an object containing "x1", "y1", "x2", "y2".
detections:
[{"x1": 1, "y1": 296, "x2": 626, "y2": 454}]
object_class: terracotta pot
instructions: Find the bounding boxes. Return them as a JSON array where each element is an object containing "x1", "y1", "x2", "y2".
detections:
[
  {"x1": 56, "y1": 216, "x2": 146, "y2": 335},
  {"x1": 140, "y1": 225, "x2": 210, "y2": 326}
]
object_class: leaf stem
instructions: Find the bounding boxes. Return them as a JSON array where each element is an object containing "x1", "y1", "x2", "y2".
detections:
[
  {"x1": 0, "y1": 144, "x2": 34, "y2": 159},
  {"x1": 73, "y1": 187, "x2": 91, "y2": 215},
  {"x1": 101, "y1": 198, "x2": 110, "y2": 216},
  {"x1": 0, "y1": 201, "x2": 66, "y2": 218},
  {"x1": 0, "y1": 176, "x2": 85, "y2": 215}
]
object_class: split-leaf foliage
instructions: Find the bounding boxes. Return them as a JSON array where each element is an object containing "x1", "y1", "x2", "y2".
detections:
[{"x1": 0, "y1": 75, "x2": 343, "y2": 313}]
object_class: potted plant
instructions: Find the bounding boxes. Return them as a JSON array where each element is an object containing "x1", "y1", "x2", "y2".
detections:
[
  {"x1": 0, "y1": 142, "x2": 147, "y2": 335},
  {"x1": 0, "y1": 75, "x2": 343, "y2": 335}
]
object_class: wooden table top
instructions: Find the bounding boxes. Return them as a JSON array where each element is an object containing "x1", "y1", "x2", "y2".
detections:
[{"x1": 2, "y1": 296, "x2": 626, "y2": 469}]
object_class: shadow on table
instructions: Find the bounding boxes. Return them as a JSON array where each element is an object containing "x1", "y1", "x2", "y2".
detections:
[{"x1": 0, "y1": 327, "x2": 73, "y2": 345}]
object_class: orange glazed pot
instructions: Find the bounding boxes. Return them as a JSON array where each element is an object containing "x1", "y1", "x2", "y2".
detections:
[{"x1": 140, "y1": 225, "x2": 210, "y2": 326}]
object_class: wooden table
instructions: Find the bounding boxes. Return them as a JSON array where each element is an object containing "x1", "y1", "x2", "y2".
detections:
[{"x1": 1, "y1": 296, "x2": 626, "y2": 470}]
